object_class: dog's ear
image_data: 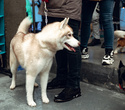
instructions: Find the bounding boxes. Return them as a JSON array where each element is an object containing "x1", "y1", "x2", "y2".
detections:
[
  {"x1": 60, "y1": 18, "x2": 69, "y2": 29},
  {"x1": 119, "y1": 60, "x2": 124, "y2": 68}
]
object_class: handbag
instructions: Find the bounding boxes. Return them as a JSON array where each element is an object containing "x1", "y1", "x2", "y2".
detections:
[{"x1": 120, "y1": 7, "x2": 125, "y2": 30}]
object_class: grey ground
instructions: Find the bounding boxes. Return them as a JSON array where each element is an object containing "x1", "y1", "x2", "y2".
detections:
[{"x1": 0, "y1": 71, "x2": 125, "y2": 110}]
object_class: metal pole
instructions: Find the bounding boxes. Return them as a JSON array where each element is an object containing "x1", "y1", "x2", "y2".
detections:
[{"x1": 32, "y1": 0, "x2": 36, "y2": 33}]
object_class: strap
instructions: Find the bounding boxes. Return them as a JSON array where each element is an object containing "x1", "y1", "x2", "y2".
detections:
[{"x1": 44, "y1": 1, "x2": 48, "y2": 25}]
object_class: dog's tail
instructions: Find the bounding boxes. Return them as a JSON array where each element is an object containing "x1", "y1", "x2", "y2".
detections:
[
  {"x1": 16, "y1": 17, "x2": 33, "y2": 34},
  {"x1": 16, "y1": 0, "x2": 33, "y2": 34}
]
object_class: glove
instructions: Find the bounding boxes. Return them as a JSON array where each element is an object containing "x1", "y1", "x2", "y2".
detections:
[{"x1": 42, "y1": 0, "x2": 49, "y2": 2}]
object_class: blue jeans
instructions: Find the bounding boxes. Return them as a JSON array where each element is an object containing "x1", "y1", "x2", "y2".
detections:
[{"x1": 81, "y1": 0, "x2": 114, "y2": 49}]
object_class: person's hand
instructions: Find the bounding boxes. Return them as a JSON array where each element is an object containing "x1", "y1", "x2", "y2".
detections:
[{"x1": 42, "y1": 0, "x2": 49, "y2": 2}]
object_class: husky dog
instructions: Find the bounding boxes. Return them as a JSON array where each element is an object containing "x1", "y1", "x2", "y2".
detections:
[
  {"x1": 118, "y1": 61, "x2": 125, "y2": 91},
  {"x1": 9, "y1": 17, "x2": 80, "y2": 107},
  {"x1": 114, "y1": 30, "x2": 125, "y2": 54}
]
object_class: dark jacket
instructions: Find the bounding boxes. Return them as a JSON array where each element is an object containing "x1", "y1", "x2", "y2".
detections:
[{"x1": 39, "y1": 0, "x2": 82, "y2": 21}]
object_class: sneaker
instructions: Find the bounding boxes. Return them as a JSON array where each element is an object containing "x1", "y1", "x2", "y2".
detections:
[
  {"x1": 88, "y1": 38, "x2": 101, "y2": 46},
  {"x1": 54, "y1": 88, "x2": 81, "y2": 102},
  {"x1": 81, "y1": 47, "x2": 89, "y2": 59},
  {"x1": 47, "y1": 78, "x2": 66, "y2": 89},
  {"x1": 102, "y1": 49, "x2": 114, "y2": 65}
]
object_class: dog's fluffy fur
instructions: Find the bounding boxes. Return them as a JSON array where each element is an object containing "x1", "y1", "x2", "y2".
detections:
[
  {"x1": 9, "y1": 17, "x2": 80, "y2": 107},
  {"x1": 114, "y1": 30, "x2": 125, "y2": 54},
  {"x1": 118, "y1": 61, "x2": 125, "y2": 91}
]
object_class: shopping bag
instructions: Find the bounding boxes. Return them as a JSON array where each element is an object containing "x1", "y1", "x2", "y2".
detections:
[{"x1": 120, "y1": 7, "x2": 125, "y2": 30}]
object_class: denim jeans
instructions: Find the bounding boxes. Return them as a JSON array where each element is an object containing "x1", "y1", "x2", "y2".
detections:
[
  {"x1": 81, "y1": 0, "x2": 114, "y2": 49},
  {"x1": 42, "y1": 17, "x2": 81, "y2": 88}
]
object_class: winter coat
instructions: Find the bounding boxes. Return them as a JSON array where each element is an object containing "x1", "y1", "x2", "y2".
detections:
[{"x1": 38, "y1": 0, "x2": 82, "y2": 21}]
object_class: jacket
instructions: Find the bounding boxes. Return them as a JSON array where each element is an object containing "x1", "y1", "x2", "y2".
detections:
[{"x1": 38, "y1": 0, "x2": 82, "y2": 21}]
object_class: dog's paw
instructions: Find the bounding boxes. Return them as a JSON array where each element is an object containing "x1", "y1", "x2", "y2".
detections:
[
  {"x1": 28, "y1": 101, "x2": 36, "y2": 107},
  {"x1": 34, "y1": 82, "x2": 39, "y2": 87},
  {"x1": 114, "y1": 51, "x2": 118, "y2": 54},
  {"x1": 42, "y1": 97, "x2": 49, "y2": 104},
  {"x1": 10, "y1": 85, "x2": 16, "y2": 90}
]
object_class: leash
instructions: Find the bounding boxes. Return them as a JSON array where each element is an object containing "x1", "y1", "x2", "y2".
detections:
[
  {"x1": 44, "y1": 1, "x2": 48, "y2": 25},
  {"x1": 32, "y1": 0, "x2": 36, "y2": 33}
]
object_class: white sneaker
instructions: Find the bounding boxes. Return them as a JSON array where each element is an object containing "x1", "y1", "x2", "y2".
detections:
[
  {"x1": 81, "y1": 48, "x2": 89, "y2": 59},
  {"x1": 102, "y1": 50, "x2": 114, "y2": 65}
]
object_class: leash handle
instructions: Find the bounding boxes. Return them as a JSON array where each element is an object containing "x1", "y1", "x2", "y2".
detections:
[{"x1": 44, "y1": 1, "x2": 48, "y2": 25}]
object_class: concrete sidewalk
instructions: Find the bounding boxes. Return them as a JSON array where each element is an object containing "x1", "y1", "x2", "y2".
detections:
[{"x1": 0, "y1": 72, "x2": 125, "y2": 110}]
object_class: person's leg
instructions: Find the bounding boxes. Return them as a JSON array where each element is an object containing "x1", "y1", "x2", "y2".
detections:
[
  {"x1": 100, "y1": 0, "x2": 115, "y2": 65},
  {"x1": 88, "y1": 5, "x2": 101, "y2": 46},
  {"x1": 54, "y1": 19, "x2": 81, "y2": 102},
  {"x1": 80, "y1": 1, "x2": 97, "y2": 49},
  {"x1": 80, "y1": 1, "x2": 97, "y2": 58},
  {"x1": 100, "y1": 0, "x2": 114, "y2": 49},
  {"x1": 113, "y1": 0, "x2": 120, "y2": 30},
  {"x1": 92, "y1": 11, "x2": 100, "y2": 40},
  {"x1": 66, "y1": 19, "x2": 81, "y2": 89}
]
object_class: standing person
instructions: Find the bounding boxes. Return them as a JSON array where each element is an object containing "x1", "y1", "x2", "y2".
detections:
[
  {"x1": 81, "y1": 0, "x2": 115, "y2": 65},
  {"x1": 88, "y1": 2, "x2": 101, "y2": 46},
  {"x1": 39, "y1": 0, "x2": 82, "y2": 102}
]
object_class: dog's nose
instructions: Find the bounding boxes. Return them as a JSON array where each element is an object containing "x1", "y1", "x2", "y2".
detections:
[{"x1": 78, "y1": 42, "x2": 80, "y2": 46}]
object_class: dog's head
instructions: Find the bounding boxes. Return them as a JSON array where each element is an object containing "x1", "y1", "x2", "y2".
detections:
[
  {"x1": 118, "y1": 61, "x2": 125, "y2": 91},
  {"x1": 39, "y1": 18, "x2": 80, "y2": 52},
  {"x1": 58, "y1": 18, "x2": 80, "y2": 52}
]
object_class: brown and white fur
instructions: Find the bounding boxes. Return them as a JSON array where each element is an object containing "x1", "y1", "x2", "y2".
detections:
[
  {"x1": 9, "y1": 17, "x2": 80, "y2": 107},
  {"x1": 114, "y1": 30, "x2": 125, "y2": 54}
]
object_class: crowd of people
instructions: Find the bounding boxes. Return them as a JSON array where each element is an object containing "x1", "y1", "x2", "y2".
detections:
[{"x1": 28, "y1": 0, "x2": 125, "y2": 103}]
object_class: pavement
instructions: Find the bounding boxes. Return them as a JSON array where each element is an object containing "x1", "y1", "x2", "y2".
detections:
[{"x1": 0, "y1": 72, "x2": 125, "y2": 110}]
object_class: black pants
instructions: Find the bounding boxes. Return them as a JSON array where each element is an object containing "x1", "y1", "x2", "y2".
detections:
[
  {"x1": 42, "y1": 16, "x2": 81, "y2": 88},
  {"x1": 113, "y1": 0, "x2": 120, "y2": 30}
]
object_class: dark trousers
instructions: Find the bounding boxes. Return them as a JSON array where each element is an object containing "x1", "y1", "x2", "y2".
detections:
[
  {"x1": 42, "y1": 17, "x2": 81, "y2": 88},
  {"x1": 81, "y1": 0, "x2": 114, "y2": 49},
  {"x1": 113, "y1": 0, "x2": 120, "y2": 30}
]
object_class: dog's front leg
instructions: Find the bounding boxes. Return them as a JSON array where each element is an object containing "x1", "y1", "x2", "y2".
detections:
[
  {"x1": 40, "y1": 71, "x2": 49, "y2": 103},
  {"x1": 26, "y1": 74, "x2": 36, "y2": 107},
  {"x1": 114, "y1": 47, "x2": 121, "y2": 54},
  {"x1": 120, "y1": 47, "x2": 124, "y2": 53}
]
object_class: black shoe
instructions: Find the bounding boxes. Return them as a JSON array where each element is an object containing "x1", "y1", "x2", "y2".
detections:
[
  {"x1": 47, "y1": 78, "x2": 66, "y2": 89},
  {"x1": 88, "y1": 38, "x2": 101, "y2": 46},
  {"x1": 54, "y1": 88, "x2": 81, "y2": 102}
]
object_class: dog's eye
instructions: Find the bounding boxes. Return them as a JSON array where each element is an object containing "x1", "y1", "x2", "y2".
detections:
[{"x1": 68, "y1": 33, "x2": 72, "y2": 37}]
